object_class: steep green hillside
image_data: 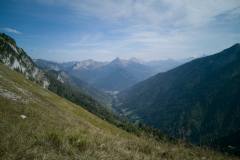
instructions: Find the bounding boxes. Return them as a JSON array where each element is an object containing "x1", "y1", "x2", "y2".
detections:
[
  {"x1": 0, "y1": 33, "x2": 113, "y2": 127},
  {"x1": 45, "y1": 69, "x2": 113, "y2": 107},
  {"x1": 0, "y1": 64, "x2": 237, "y2": 159},
  {"x1": 45, "y1": 69, "x2": 121, "y2": 127},
  {"x1": 116, "y1": 44, "x2": 240, "y2": 153}
]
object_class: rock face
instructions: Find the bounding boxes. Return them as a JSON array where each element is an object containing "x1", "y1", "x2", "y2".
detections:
[{"x1": 0, "y1": 33, "x2": 49, "y2": 88}]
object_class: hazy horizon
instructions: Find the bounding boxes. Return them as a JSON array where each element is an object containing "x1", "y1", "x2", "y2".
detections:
[
  {"x1": 34, "y1": 55, "x2": 197, "y2": 63},
  {"x1": 1, "y1": 0, "x2": 240, "y2": 62}
]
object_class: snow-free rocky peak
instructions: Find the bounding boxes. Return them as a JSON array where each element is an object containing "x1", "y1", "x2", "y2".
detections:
[
  {"x1": 72, "y1": 59, "x2": 106, "y2": 70},
  {"x1": 0, "y1": 33, "x2": 49, "y2": 88}
]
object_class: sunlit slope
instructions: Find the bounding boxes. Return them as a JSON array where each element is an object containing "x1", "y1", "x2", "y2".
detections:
[{"x1": 0, "y1": 64, "x2": 238, "y2": 160}]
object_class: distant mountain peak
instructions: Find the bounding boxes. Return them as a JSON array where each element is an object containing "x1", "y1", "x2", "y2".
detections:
[
  {"x1": 229, "y1": 43, "x2": 240, "y2": 50},
  {"x1": 110, "y1": 57, "x2": 142, "y2": 67},
  {"x1": 72, "y1": 59, "x2": 105, "y2": 70},
  {"x1": 110, "y1": 57, "x2": 128, "y2": 66},
  {"x1": 233, "y1": 43, "x2": 240, "y2": 46},
  {"x1": 129, "y1": 57, "x2": 144, "y2": 64},
  {"x1": 112, "y1": 57, "x2": 122, "y2": 62}
]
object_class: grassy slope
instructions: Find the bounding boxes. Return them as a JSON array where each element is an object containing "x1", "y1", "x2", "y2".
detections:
[{"x1": 0, "y1": 64, "x2": 238, "y2": 160}]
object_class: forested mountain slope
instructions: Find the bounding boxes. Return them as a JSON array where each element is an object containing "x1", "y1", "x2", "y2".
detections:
[{"x1": 116, "y1": 44, "x2": 240, "y2": 154}]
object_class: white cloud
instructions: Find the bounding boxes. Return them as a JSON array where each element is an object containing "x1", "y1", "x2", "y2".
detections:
[
  {"x1": 2, "y1": 27, "x2": 22, "y2": 34},
  {"x1": 29, "y1": 0, "x2": 240, "y2": 61},
  {"x1": 43, "y1": 0, "x2": 240, "y2": 27}
]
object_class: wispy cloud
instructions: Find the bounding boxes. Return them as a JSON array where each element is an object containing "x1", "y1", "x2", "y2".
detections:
[
  {"x1": 36, "y1": 0, "x2": 240, "y2": 27},
  {"x1": 2, "y1": 27, "x2": 22, "y2": 34},
  {"x1": 17, "y1": 0, "x2": 240, "y2": 61}
]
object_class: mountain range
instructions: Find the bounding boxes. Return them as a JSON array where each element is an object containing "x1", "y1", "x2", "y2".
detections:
[
  {"x1": 115, "y1": 43, "x2": 240, "y2": 154},
  {"x1": 35, "y1": 57, "x2": 190, "y2": 92}
]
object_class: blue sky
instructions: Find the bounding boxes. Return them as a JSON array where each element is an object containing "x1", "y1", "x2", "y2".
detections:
[{"x1": 1, "y1": 0, "x2": 240, "y2": 62}]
